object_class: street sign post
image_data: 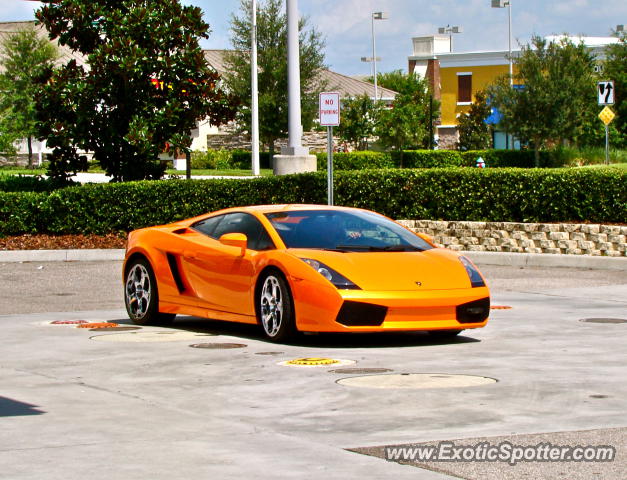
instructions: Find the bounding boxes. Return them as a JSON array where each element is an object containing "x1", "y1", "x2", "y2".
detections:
[
  {"x1": 598, "y1": 81, "x2": 615, "y2": 105},
  {"x1": 319, "y1": 92, "x2": 340, "y2": 205},
  {"x1": 598, "y1": 106, "x2": 616, "y2": 165}
]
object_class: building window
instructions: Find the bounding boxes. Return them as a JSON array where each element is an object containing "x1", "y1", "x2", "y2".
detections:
[{"x1": 457, "y1": 73, "x2": 472, "y2": 104}]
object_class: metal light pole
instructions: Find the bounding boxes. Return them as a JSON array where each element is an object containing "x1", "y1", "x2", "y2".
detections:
[
  {"x1": 492, "y1": 0, "x2": 513, "y2": 149},
  {"x1": 371, "y1": 11, "x2": 388, "y2": 102},
  {"x1": 437, "y1": 25, "x2": 463, "y2": 52},
  {"x1": 250, "y1": 0, "x2": 260, "y2": 175},
  {"x1": 284, "y1": 0, "x2": 306, "y2": 156}
]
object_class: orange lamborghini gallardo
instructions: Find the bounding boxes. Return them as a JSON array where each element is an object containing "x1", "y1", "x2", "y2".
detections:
[{"x1": 123, "y1": 205, "x2": 490, "y2": 342}]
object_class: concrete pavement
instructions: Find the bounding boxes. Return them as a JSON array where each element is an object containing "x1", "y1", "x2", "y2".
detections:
[{"x1": 0, "y1": 260, "x2": 626, "y2": 479}]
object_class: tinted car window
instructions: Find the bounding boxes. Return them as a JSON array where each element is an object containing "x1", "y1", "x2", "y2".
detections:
[
  {"x1": 192, "y1": 214, "x2": 224, "y2": 237},
  {"x1": 199, "y1": 212, "x2": 274, "y2": 251},
  {"x1": 266, "y1": 210, "x2": 433, "y2": 252}
]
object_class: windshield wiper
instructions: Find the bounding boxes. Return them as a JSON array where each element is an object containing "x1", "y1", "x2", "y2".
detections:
[{"x1": 334, "y1": 245, "x2": 424, "y2": 252}]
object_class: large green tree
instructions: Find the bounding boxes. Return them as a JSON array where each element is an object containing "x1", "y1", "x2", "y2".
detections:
[
  {"x1": 488, "y1": 35, "x2": 597, "y2": 164},
  {"x1": 601, "y1": 31, "x2": 626, "y2": 148},
  {"x1": 0, "y1": 25, "x2": 58, "y2": 166},
  {"x1": 35, "y1": 0, "x2": 235, "y2": 181},
  {"x1": 457, "y1": 90, "x2": 493, "y2": 150},
  {"x1": 374, "y1": 70, "x2": 439, "y2": 163},
  {"x1": 336, "y1": 94, "x2": 381, "y2": 150},
  {"x1": 224, "y1": 0, "x2": 326, "y2": 155}
]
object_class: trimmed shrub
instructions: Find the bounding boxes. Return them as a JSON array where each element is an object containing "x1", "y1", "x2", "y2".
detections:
[
  {"x1": 459, "y1": 150, "x2": 566, "y2": 168},
  {"x1": 316, "y1": 151, "x2": 393, "y2": 171},
  {"x1": 1, "y1": 168, "x2": 624, "y2": 236},
  {"x1": 0, "y1": 174, "x2": 77, "y2": 193},
  {"x1": 190, "y1": 149, "x2": 232, "y2": 170},
  {"x1": 391, "y1": 150, "x2": 464, "y2": 168},
  {"x1": 231, "y1": 150, "x2": 273, "y2": 169}
]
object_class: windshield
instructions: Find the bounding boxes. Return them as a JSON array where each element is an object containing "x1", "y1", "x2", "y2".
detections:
[{"x1": 265, "y1": 210, "x2": 434, "y2": 252}]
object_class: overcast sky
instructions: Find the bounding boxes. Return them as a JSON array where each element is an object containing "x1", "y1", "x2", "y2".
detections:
[{"x1": 3, "y1": 1, "x2": 626, "y2": 75}]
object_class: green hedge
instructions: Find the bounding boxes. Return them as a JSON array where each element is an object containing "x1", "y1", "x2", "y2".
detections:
[
  {"x1": 0, "y1": 174, "x2": 77, "y2": 193},
  {"x1": 392, "y1": 150, "x2": 464, "y2": 168},
  {"x1": 315, "y1": 151, "x2": 394, "y2": 171},
  {"x1": 231, "y1": 150, "x2": 273, "y2": 169},
  {"x1": 2, "y1": 168, "x2": 624, "y2": 236},
  {"x1": 460, "y1": 150, "x2": 566, "y2": 168}
]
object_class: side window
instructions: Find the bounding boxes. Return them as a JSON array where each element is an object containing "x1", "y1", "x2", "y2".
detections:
[
  {"x1": 457, "y1": 73, "x2": 472, "y2": 103},
  {"x1": 211, "y1": 213, "x2": 274, "y2": 251},
  {"x1": 192, "y1": 215, "x2": 225, "y2": 237}
]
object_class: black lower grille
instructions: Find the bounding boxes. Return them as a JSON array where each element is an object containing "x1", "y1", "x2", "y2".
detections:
[
  {"x1": 336, "y1": 301, "x2": 388, "y2": 327},
  {"x1": 456, "y1": 297, "x2": 490, "y2": 324}
]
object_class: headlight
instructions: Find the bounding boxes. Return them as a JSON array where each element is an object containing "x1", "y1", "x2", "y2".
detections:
[
  {"x1": 459, "y1": 256, "x2": 486, "y2": 288},
  {"x1": 300, "y1": 258, "x2": 361, "y2": 290}
]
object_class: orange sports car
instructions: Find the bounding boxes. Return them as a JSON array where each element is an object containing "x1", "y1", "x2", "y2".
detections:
[{"x1": 123, "y1": 205, "x2": 490, "y2": 342}]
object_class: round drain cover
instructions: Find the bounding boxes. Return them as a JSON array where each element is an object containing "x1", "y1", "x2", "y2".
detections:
[
  {"x1": 189, "y1": 343, "x2": 247, "y2": 349},
  {"x1": 580, "y1": 318, "x2": 627, "y2": 324},
  {"x1": 491, "y1": 305, "x2": 512, "y2": 310},
  {"x1": 279, "y1": 358, "x2": 355, "y2": 368},
  {"x1": 336, "y1": 373, "x2": 497, "y2": 389},
  {"x1": 329, "y1": 367, "x2": 393, "y2": 374},
  {"x1": 50, "y1": 320, "x2": 88, "y2": 325},
  {"x1": 255, "y1": 352, "x2": 284, "y2": 356},
  {"x1": 90, "y1": 331, "x2": 215, "y2": 342},
  {"x1": 77, "y1": 322, "x2": 118, "y2": 329}
]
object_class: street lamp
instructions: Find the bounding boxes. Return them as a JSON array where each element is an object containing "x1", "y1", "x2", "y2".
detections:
[
  {"x1": 437, "y1": 25, "x2": 463, "y2": 52},
  {"x1": 491, "y1": 0, "x2": 513, "y2": 86},
  {"x1": 369, "y1": 11, "x2": 388, "y2": 102}
]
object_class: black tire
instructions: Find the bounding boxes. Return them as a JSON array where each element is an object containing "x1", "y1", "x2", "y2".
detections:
[
  {"x1": 256, "y1": 271, "x2": 296, "y2": 342},
  {"x1": 124, "y1": 257, "x2": 176, "y2": 326},
  {"x1": 428, "y1": 329, "x2": 462, "y2": 338}
]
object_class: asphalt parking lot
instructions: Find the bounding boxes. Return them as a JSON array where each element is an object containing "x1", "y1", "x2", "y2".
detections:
[{"x1": 1, "y1": 259, "x2": 626, "y2": 479}]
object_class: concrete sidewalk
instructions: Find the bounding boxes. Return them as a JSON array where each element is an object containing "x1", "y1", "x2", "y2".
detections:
[{"x1": 1, "y1": 248, "x2": 625, "y2": 270}]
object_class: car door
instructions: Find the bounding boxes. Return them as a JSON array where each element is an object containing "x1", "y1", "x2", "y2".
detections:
[{"x1": 179, "y1": 212, "x2": 274, "y2": 316}]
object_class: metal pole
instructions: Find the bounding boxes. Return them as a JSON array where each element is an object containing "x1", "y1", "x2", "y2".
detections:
[
  {"x1": 286, "y1": 0, "x2": 303, "y2": 153},
  {"x1": 327, "y1": 126, "x2": 334, "y2": 205},
  {"x1": 508, "y1": 1, "x2": 513, "y2": 85},
  {"x1": 372, "y1": 13, "x2": 378, "y2": 102},
  {"x1": 251, "y1": 0, "x2": 260, "y2": 175},
  {"x1": 605, "y1": 124, "x2": 609, "y2": 165}
]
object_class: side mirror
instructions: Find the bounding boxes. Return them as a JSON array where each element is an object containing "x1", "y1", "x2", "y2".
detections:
[
  {"x1": 219, "y1": 233, "x2": 247, "y2": 255},
  {"x1": 415, "y1": 232, "x2": 436, "y2": 246}
]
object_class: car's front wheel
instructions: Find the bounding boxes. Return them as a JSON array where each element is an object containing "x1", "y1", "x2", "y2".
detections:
[
  {"x1": 257, "y1": 272, "x2": 295, "y2": 342},
  {"x1": 124, "y1": 257, "x2": 176, "y2": 326}
]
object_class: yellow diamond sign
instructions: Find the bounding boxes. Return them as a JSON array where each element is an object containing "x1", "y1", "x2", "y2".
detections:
[{"x1": 598, "y1": 106, "x2": 615, "y2": 126}]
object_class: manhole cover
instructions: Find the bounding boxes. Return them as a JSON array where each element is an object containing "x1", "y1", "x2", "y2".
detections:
[
  {"x1": 189, "y1": 343, "x2": 247, "y2": 349},
  {"x1": 77, "y1": 322, "x2": 119, "y2": 329},
  {"x1": 589, "y1": 394, "x2": 610, "y2": 399},
  {"x1": 491, "y1": 305, "x2": 512, "y2": 310},
  {"x1": 336, "y1": 373, "x2": 497, "y2": 389},
  {"x1": 278, "y1": 358, "x2": 356, "y2": 368},
  {"x1": 580, "y1": 318, "x2": 627, "y2": 324},
  {"x1": 255, "y1": 352, "x2": 284, "y2": 356},
  {"x1": 329, "y1": 367, "x2": 393, "y2": 374},
  {"x1": 50, "y1": 320, "x2": 88, "y2": 325},
  {"x1": 90, "y1": 331, "x2": 215, "y2": 342},
  {"x1": 90, "y1": 326, "x2": 141, "y2": 332}
]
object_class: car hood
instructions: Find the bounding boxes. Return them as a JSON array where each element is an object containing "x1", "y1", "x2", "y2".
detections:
[{"x1": 289, "y1": 248, "x2": 475, "y2": 291}]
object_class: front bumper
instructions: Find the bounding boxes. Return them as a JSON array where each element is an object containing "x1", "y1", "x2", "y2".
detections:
[{"x1": 291, "y1": 279, "x2": 490, "y2": 333}]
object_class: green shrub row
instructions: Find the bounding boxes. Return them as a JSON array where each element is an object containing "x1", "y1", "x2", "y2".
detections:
[
  {"x1": 0, "y1": 174, "x2": 77, "y2": 193},
  {"x1": 1, "y1": 168, "x2": 624, "y2": 236},
  {"x1": 316, "y1": 151, "x2": 394, "y2": 170}
]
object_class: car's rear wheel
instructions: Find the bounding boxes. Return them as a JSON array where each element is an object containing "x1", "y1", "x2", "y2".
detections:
[
  {"x1": 257, "y1": 272, "x2": 295, "y2": 342},
  {"x1": 428, "y1": 329, "x2": 462, "y2": 338},
  {"x1": 124, "y1": 257, "x2": 176, "y2": 326}
]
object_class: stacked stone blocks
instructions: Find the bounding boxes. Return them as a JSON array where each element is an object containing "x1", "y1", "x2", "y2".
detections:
[{"x1": 397, "y1": 220, "x2": 626, "y2": 257}]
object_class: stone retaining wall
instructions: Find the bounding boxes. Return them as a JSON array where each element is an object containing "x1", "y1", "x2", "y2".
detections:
[{"x1": 397, "y1": 220, "x2": 627, "y2": 257}]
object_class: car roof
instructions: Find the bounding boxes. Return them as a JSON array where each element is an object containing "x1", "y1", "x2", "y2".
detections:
[{"x1": 221, "y1": 204, "x2": 363, "y2": 214}]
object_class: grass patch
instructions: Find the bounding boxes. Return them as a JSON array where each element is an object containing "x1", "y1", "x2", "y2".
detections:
[
  {"x1": 578, "y1": 162, "x2": 627, "y2": 170},
  {"x1": 166, "y1": 168, "x2": 273, "y2": 177}
]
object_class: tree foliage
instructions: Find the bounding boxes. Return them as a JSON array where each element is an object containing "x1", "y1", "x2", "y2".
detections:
[
  {"x1": 457, "y1": 90, "x2": 493, "y2": 151},
  {"x1": 601, "y1": 31, "x2": 627, "y2": 148},
  {"x1": 336, "y1": 94, "x2": 381, "y2": 150},
  {"x1": 35, "y1": 0, "x2": 235, "y2": 181},
  {"x1": 487, "y1": 35, "x2": 597, "y2": 164},
  {"x1": 223, "y1": 0, "x2": 326, "y2": 154},
  {"x1": 0, "y1": 25, "x2": 58, "y2": 165},
  {"x1": 374, "y1": 71, "x2": 439, "y2": 163}
]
